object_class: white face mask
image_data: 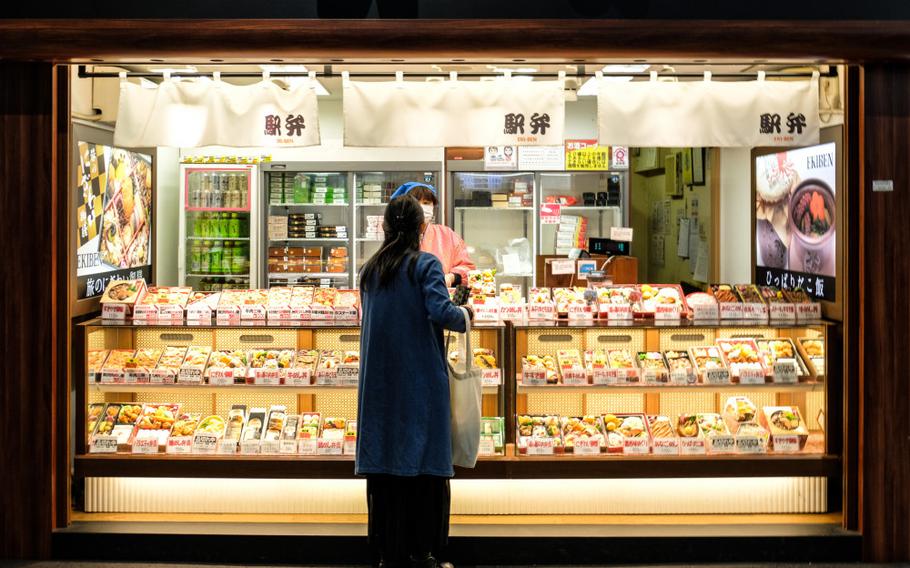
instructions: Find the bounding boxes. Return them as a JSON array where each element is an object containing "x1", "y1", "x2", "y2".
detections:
[{"x1": 421, "y1": 204, "x2": 434, "y2": 223}]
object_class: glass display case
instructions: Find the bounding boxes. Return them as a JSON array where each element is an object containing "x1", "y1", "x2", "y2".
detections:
[
  {"x1": 179, "y1": 164, "x2": 258, "y2": 290},
  {"x1": 537, "y1": 171, "x2": 627, "y2": 255},
  {"x1": 449, "y1": 170, "x2": 537, "y2": 291},
  {"x1": 263, "y1": 167, "x2": 351, "y2": 288},
  {"x1": 353, "y1": 169, "x2": 438, "y2": 283}
]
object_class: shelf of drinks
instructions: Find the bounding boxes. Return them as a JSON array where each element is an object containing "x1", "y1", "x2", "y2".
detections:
[
  {"x1": 269, "y1": 238, "x2": 349, "y2": 243},
  {"x1": 515, "y1": 381, "x2": 825, "y2": 394},
  {"x1": 355, "y1": 203, "x2": 388, "y2": 207},
  {"x1": 186, "y1": 274, "x2": 250, "y2": 279},
  {"x1": 560, "y1": 206, "x2": 622, "y2": 211},
  {"x1": 185, "y1": 207, "x2": 251, "y2": 213},
  {"x1": 269, "y1": 203, "x2": 349, "y2": 208},
  {"x1": 73, "y1": 447, "x2": 837, "y2": 480},
  {"x1": 268, "y1": 273, "x2": 350, "y2": 280},
  {"x1": 187, "y1": 237, "x2": 250, "y2": 241},
  {"x1": 87, "y1": 384, "x2": 500, "y2": 395},
  {"x1": 455, "y1": 206, "x2": 534, "y2": 211}
]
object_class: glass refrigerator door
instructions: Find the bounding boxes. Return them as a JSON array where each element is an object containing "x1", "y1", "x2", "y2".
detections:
[
  {"x1": 264, "y1": 171, "x2": 351, "y2": 288},
  {"x1": 180, "y1": 165, "x2": 258, "y2": 290},
  {"x1": 538, "y1": 171, "x2": 626, "y2": 255},
  {"x1": 451, "y1": 171, "x2": 536, "y2": 288},
  {"x1": 353, "y1": 170, "x2": 438, "y2": 285}
]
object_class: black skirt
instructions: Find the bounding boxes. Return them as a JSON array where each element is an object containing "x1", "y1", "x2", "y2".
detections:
[{"x1": 366, "y1": 474, "x2": 451, "y2": 564}]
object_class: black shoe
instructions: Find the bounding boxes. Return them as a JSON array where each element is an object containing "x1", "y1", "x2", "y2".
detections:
[{"x1": 410, "y1": 553, "x2": 449, "y2": 568}]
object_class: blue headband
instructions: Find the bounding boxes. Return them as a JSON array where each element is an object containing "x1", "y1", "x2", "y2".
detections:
[{"x1": 390, "y1": 182, "x2": 437, "y2": 200}]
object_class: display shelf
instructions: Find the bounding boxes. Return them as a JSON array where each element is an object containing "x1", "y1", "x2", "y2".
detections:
[
  {"x1": 270, "y1": 203, "x2": 348, "y2": 208},
  {"x1": 74, "y1": 452, "x2": 839, "y2": 480},
  {"x1": 88, "y1": 384, "x2": 500, "y2": 395},
  {"x1": 455, "y1": 206, "x2": 534, "y2": 211},
  {"x1": 81, "y1": 318, "x2": 363, "y2": 329},
  {"x1": 185, "y1": 206, "x2": 251, "y2": 213},
  {"x1": 187, "y1": 237, "x2": 250, "y2": 241},
  {"x1": 355, "y1": 238, "x2": 383, "y2": 242},
  {"x1": 355, "y1": 203, "x2": 388, "y2": 207},
  {"x1": 515, "y1": 381, "x2": 825, "y2": 393},
  {"x1": 186, "y1": 273, "x2": 250, "y2": 279},
  {"x1": 512, "y1": 318, "x2": 832, "y2": 330},
  {"x1": 268, "y1": 238, "x2": 348, "y2": 242},
  {"x1": 268, "y1": 272, "x2": 350, "y2": 279}
]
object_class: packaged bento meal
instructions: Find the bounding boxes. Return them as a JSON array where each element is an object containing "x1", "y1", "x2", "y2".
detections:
[
  {"x1": 206, "y1": 350, "x2": 249, "y2": 371},
  {"x1": 560, "y1": 415, "x2": 606, "y2": 452},
  {"x1": 756, "y1": 338, "x2": 808, "y2": 377},
  {"x1": 171, "y1": 414, "x2": 201, "y2": 437},
  {"x1": 248, "y1": 349, "x2": 295, "y2": 369},
  {"x1": 294, "y1": 349, "x2": 320, "y2": 371},
  {"x1": 735, "y1": 284, "x2": 765, "y2": 304},
  {"x1": 156, "y1": 346, "x2": 188, "y2": 370},
  {"x1": 125, "y1": 348, "x2": 162, "y2": 371},
  {"x1": 139, "y1": 286, "x2": 192, "y2": 307},
  {"x1": 224, "y1": 406, "x2": 247, "y2": 441},
  {"x1": 182, "y1": 346, "x2": 212, "y2": 369},
  {"x1": 709, "y1": 284, "x2": 741, "y2": 304},
  {"x1": 522, "y1": 354, "x2": 559, "y2": 384},
  {"x1": 716, "y1": 339, "x2": 765, "y2": 379},
  {"x1": 689, "y1": 346, "x2": 727, "y2": 376},
  {"x1": 516, "y1": 415, "x2": 562, "y2": 452},
  {"x1": 102, "y1": 349, "x2": 135, "y2": 371},
  {"x1": 298, "y1": 413, "x2": 322, "y2": 439}
]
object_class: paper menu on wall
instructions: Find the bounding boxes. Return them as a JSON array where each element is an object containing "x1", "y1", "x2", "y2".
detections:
[
  {"x1": 693, "y1": 242, "x2": 709, "y2": 282},
  {"x1": 677, "y1": 218, "x2": 691, "y2": 258},
  {"x1": 651, "y1": 235, "x2": 665, "y2": 267}
]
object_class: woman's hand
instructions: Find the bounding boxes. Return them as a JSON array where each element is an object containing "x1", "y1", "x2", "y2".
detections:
[
  {"x1": 462, "y1": 304, "x2": 475, "y2": 321},
  {"x1": 445, "y1": 273, "x2": 455, "y2": 288}
]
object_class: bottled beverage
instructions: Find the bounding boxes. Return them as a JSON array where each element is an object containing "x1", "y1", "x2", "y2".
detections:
[
  {"x1": 227, "y1": 173, "x2": 239, "y2": 208},
  {"x1": 228, "y1": 213, "x2": 240, "y2": 238},
  {"x1": 232, "y1": 243, "x2": 247, "y2": 275},
  {"x1": 210, "y1": 240, "x2": 223, "y2": 274},
  {"x1": 201, "y1": 173, "x2": 212, "y2": 208},
  {"x1": 218, "y1": 212, "x2": 229, "y2": 238},
  {"x1": 190, "y1": 242, "x2": 202, "y2": 273},
  {"x1": 222, "y1": 241, "x2": 233, "y2": 274},
  {"x1": 200, "y1": 241, "x2": 212, "y2": 274},
  {"x1": 194, "y1": 212, "x2": 203, "y2": 237},
  {"x1": 189, "y1": 173, "x2": 201, "y2": 207},
  {"x1": 239, "y1": 213, "x2": 249, "y2": 237},
  {"x1": 238, "y1": 173, "x2": 248, "y2": 208},
  {"x1": 212, "y1": 173, "x2": 223, "y2": 208}
]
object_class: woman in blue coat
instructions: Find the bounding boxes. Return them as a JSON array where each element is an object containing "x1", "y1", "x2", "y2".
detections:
[{"x1": 357, "y1": 195, "x2": 473, "y2": 568}]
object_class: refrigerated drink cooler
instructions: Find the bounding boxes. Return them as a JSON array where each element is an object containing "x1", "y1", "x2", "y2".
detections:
[{"x1": 179, "y1": 164, "x2": 260, "y2": 290}]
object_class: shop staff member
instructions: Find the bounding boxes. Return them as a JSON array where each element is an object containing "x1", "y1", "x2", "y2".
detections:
[
  {"x1": 390, "y1": 182, "x2": 475, "y2": 288},
  {"x1": 357, "y1": 194, "x2": 472, "y2": 568}
]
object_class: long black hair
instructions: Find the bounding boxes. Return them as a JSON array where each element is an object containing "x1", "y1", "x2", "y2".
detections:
[{"x1": 359, "y1": 195, "x2": 424, "y2": 291}]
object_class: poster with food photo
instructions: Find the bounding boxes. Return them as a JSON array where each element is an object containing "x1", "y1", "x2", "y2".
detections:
[
  {"x1": 754, "y1": 142, "x2": 835, "y2": 301},
  {"x1": 76, "y1": 142, "x2": 153, "y2": 299}
]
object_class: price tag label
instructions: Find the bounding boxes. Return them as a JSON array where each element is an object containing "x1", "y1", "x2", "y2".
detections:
[
  {"x1": 474, "y1": 304, "x2": 500, "y2": 322},
  {"x1": 738, "y1": 367, "x2": 767, "y2": 385},
  {"x1": 253, "y1": 368, "x2": 281, "y2": 386},
  {"x1": 719, "y1": 303, "x2": 743, "y2": 319},
  {"x1": 279, "y1": 439, "x2": 299, "y2": 454},
  {"x1": 267, "y1": 308, "x2": 291, "y2": 320},
  {"x1": 499, "y1": 304, "x2": 526, "y2": 321},
  {"x1": 670, "y1": 369, "x2": 693, "y2": 385},
  {"x1": 521, "y1": 369, "x2": 547, "y2": 386},
  {"x1": 769, "y1": 303, "x2": 797, "y2": 320},
  {"x1": 240, "y1": 440, "x2": 261, "y2": 454},
  {"x1": 567, "y1": 304, "x2": 594, "y2": 320},
  {"x1": 216, "y1": 439, "x2": 238, "y2": 454},
  {"x1": 178, "y1": 367, "x2": 204, "y2": 384},
  {"x1": 704, "y1": 368, "x2": 731, "y2": 385},
  {"x1": 167, "y1": 436, "x2": 194, "y2": 454},
  {"x1": 526, "y1": 437, "x2": 555, "y2": 455},
  {"x1": 773, "y1": 434, "x2": 801, "y2": 453},
  {"x1": 605, "y1": 304, "x2": 633, "y2": 320},
  {"x1": 187, "y1": 305, "x2": 214, "y2": 320},
  {"x1": 741, "y1": 302, "x2": 768, "y2": 320},
  {"x1": 343, "y1": 439, "x2": 357, "y2": 455},
  {"x1": 123, "y1": 369, "x2": 149, "y2": 384},
  {"x1": 209, "y1": 368, "x2": 236, "y2": 386},
  {"x1": 773, "y1": 359, "x2": 799, "y2": 384},
  {"x1": 290, "y1": 306, "x2": 311, "y2": 320},
  {"x1": 561, "y1": 368, "x2": 588, "y2": 386},
  {"x1": 158, "y1": 305, "x2": 184, "y2": 319},
  {"x1": 315, "y1": 369, "x2": 339, "y2": 386},
  {"x1": 149, "y1": 369, "x2": 176, "y2": 384},
  {"x1": 591, "y1": 368, "x2": 616, "y2": 385},
  {"x1": 736, "y1": 436, "x2": 765, "y2": 454},
  {"x1": 550, "y1": 259, "x2": 575, "y2": 275},
  {"x1": 241, "y1": 305, "x2": 267, "y2": 320},
  {"x1": 193, "y1": 433, "x2": 219, "y2": 454},
  {"x1": 298, "y1": 438, "x2": 318, "y2": 455},
  {"x1": 99, "y1": 370, "x2": 123, "y2": 384},
  {"x1": 573, "y1": 438, "x2": 601, "y2": 455},
  {"x1": 310, "y1": 306, "x2": 335, "y2": 321},
  {"x1": 654, "y1": 304, "x2": 681, "y2": 320},
  {"x1": 622, "y1": 436, "x2": 650, "y2": 455},
  {"x1": 481, "y1": 368, "x2": 502, "y2": 386},
  {"x1": 102, "y1": 304, "x2": 128, "y2": 320},
  {"x1": 642, "y1": 368, "x2": 667, "y2": 384},
  {"x1": 285, "y1": 368, "x2": 312, "y2": 386},
  {"x1": 217, "y1": 306, "x2": 241, "y2": 320},
  {"x1": 133, "y1": 305, "x2": 158, "y2": 319},
  {"x1": 652, "y1": 438, "x2": 680, "y2": 455},
  {"x1": 478, "y1": 439, "x2": 497, "y2": 457},
  {"x1": 679, "y1": 437, "x2": 706, "y2": 455},
  {"x1": 796, "y1": 303, "x2": 822, "y2": 320},
  {"x1": 131, "y1": 437, "x2": 159, "y2": 454},
  {"x1": 527, "y1": 303, "x2": 556, "y2": 320},
  {"x1": 708, "y1": 435, "x2": 736, "y2": 454},
  {"x1": 317, "y1": 439, "x2": 343, "y2": 455},
  {"x1": 337, "y1": 366, "x2": 360, "y2": 386},
  {"x1": 618, "y1": 368, "x2": 640, "y2": 384},
  {"x1": 90, "y1": 436, "x2": 119, "y2": 454},
  {"x1": 691, "y1": 304, "x2": 720, "y2": 320},
  {"x1": 260, "y1": 440, "x2": 280, "y2": 455}
]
